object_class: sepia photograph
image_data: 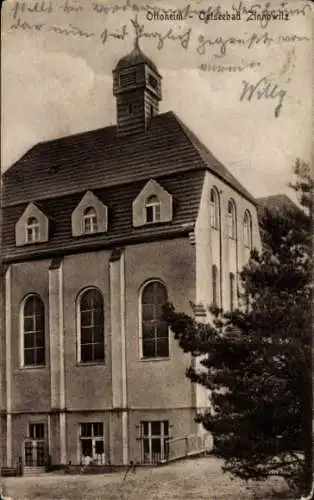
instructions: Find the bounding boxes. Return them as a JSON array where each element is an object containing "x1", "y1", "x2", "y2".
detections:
[{"x1": 0, "y1": 0, "x2": 312, "y2": 498}]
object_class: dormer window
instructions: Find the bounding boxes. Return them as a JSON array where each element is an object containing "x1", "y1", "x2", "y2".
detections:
[
  {"x1": 72, "y1": 192, "x2": 108, "y2": 237},
  {"x1": 132, "y1": 179, "x2": 172, "y2": 228},
  {"x1": 25, "y1": 217, "x2": 40, "y2": 243},
  {"x1": 145, "y1": 195, "x2": 161, "y2": 223},
  {"x1": 16, "y1": 203, "x2": 49, "y2": 247},
  {"x1": 83, "y1": 207, "x2": 98, "y2": 234}
]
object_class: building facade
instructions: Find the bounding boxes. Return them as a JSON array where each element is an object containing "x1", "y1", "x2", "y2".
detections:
[{"x1": 0, "y1": 41, "x2": 261, "y2": 468}]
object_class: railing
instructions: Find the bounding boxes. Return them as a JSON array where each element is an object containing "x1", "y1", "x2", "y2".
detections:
[{"x1": 159, "y1": 433, "x2": 213, "y2": 464}]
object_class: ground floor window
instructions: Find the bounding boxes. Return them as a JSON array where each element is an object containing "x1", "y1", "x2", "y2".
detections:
[
  {"x1": 24, "y1": 423, "x2": 46, "y2": 466},
  {"x1": 141, "y1": 421, "x2": 169, "y2": 464},
  {"x1": 80, "y1": 422, "x2": 105, "y2": 465}
]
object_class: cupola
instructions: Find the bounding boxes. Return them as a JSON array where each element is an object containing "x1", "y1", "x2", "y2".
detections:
[{"x1": 112, "y1": 38, "x2": 162, "y2": 137}]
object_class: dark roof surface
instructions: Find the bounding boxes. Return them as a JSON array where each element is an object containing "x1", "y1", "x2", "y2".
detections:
[
  {"x1": 257, "y1": 194, "x2": 301, "y2": 213},
  {"x1": 1, "y1": 170, "x2": 204, "y2": 262},
  {"x1": 114, "y1": 40, "x2": 158, "y2": 73},
  {"x1": 2, "y1": 111, "x2": 255, "y2": 207}
]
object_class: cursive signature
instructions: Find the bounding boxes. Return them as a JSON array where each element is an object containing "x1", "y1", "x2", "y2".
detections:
[{"x1": 239, "y1": 77, "x2": 287, "y2": 117}]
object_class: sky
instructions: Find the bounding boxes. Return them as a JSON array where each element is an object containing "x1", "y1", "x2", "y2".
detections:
[{"x1": 1, "y1": 0, "x2": 312, "y2": 200}]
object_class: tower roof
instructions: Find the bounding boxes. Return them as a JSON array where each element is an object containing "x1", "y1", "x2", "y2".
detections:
[{"x1": 114, "y1": 38, "x2": 158, "y2": 73}]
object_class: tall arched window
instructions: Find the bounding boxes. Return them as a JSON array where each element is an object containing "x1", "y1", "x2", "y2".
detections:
[
  {"x1": 26, "y1": 217, "x2": 40, "y2": 243},
  {"x1": 212, "y1": 265, "x2": 218, "y2": 308},
  {"x1": 23, "y1": 295, "x2": 45, "y2": 366},
  {"x1": 83, "y1": 207, "x2": 98, "y2": 234},
  {"x1": 229, "y1": 272, "x2": 235, "y2": 312},
  {"x1": 145, "y1": 195, "x2": 161, "y2": 223},
  {"x1": 210, "y1": 188, "x2": 220, "y2": 230},
  {"x1": 243, "y1": 210, "x2": 252, "y2": 249},
  {"x1": 227, "y1": 200, "x2": 236, "y2": 239},
  {"x1": 141, "y1": 281, "x2": 169, "y2": 358},
  {"x1": 78, "y1": 288, "x2": 104, "y2": 363}
]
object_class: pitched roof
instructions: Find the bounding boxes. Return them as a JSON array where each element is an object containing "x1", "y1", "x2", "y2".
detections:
[
  {"x1": 257, "y1": 194, "x2": 302, "y2": 215},
  {"x1": 1, "y1": 170, "x2": 203, "y2": 263},
  {"x1": 2, "y1": 111, "x2": 255, "y2": 207}
]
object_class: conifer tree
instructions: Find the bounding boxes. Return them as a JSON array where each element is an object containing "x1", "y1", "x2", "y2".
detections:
[{"x1": 163, "y1": 160, "x2": 313, "y2": 496}]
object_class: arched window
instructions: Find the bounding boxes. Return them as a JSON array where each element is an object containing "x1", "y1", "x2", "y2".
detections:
[
  {"x1": 243, "y1": 210, "x2": 252, "y2": 249},
  {"x1": 212, "y1": 265, "x2": 218, "y2": 308},
  {"x1": 26, "y1": 217, "x2": 40, "y2": 243},
  {"x1": 141, "y1": 281, "x2": 169, "y2": 358},
  {"x1": 22, "y1": 295, "x2": 45, "y2": 366},
  {"x1": 78, "y1": 289, "x2": 104, "y2": 363},
  {"x1": 83, "y1": 207, "x2": 98, "y2": 234},
  {"x1": 145, "y1": 195, "x2": 161, "y2": 223},
  {"x1": 210, "y1": 188, "x2": 220, "y2": 230},
  {"x1": 229, "y1": 272, "x2": 236, "y2": 312},
  {"x1": 227, "y1": 200, "x2": 236, "y2": 239}
]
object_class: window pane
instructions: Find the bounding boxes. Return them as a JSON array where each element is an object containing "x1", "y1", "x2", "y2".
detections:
[
  {"x1": 93, "y1": 309, "x2": 104, "y2": 326},
  {"x1": 93, "y1": 343, "x2": 104, "y2": 361},
  {"x1": 81, "y1": 327, "x2": 93, "y2": 344},
  {"x1": 146, "y1": 206, "x2": 153, "y2": 223},
  {"x1": 163, "y1": 421, "x2": 169, "y2": 436},
  {"x1": 81, "y1": 311, "x2": 92, "y2": 327},
  {"x1": 142, "y1": 422, "x2": 149, "y2": 436},
  {"x1": 154, "y1": 284, "x2": 167, "y2": 303},
  {"x1": 93, "y1": 327, "x2": 104, "y2": 343},
  {"x1": 151, "y1": 422, "x2": 161, "y2": 435},
  {"x1": 155, "y1": 205, "x2": 161, "y2": 221},
  {"x1": 35, "y1": 331, "x2": 45, "y2": 348},
  {"x1": 24, "y1": 316, "x2": 34, "y2": 332},
  {"x1": 95, "y1": 441, "x2": 104, "y2": 454},
  {"x1": 142, "y1": 304, "x2": 154, "y2": 321},
  {"x1": 93, "y1": 423, "x2": 103, "y2": 437},
  {"x1": 24, "y1": 349, "x2": 35, "y2": 366},
  {"x1": 151, "y1": 438, "x2": 161, "y2": 453},
  {"x1": 81, "y1": 344, "x2": 93, "y2": 363},
  {"x1": 81, "y1": 423, "x2": 92, "y2": 437},
  {"x1": 35, "y1": 348, "x2": 45, "y2": 365},
  {"x1": 81, "y1": 439, "x2": 92, "y2": 457},
  {"x1": 156, "y1": 337, "x2": 169, "y2": 357},
  {"x1": 142, "y1": 284, "x2": 155, "y2": 304},
  {"x1": 142, "y1": 321, "x2": 155, "y2": 339},
  {"x1": 143, "y1": 438, "x2": 150, "y2": 454},
  {"x1": 142, "y1": 339, "x2": 156, "y2": 358},
  {"x1": 156, "y1": 321, "x2": 168, "y2": 339},
  {"x1": 24, "y1": 333, "x2": 35, "y2": 349}
]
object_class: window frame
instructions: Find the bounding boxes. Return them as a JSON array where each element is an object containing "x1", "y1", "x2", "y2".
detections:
[
  {"x1": 79, "y1": 422, "x2": 105, "y2": 465},
  {"x1": 139, "y1": 280, "x2": 170, "y2": 360},
  {"x1": 20, "y1": 294, "x2": 46, "y2": 369},
  {"x1": 140, "y1": 420, "x2": 169, "y2": 464},
  {"x1": 145, "y1": 195, "x2": 161, "y2": 224},
  {"x1": 210, "y1": 188, "x2": 220, "y2": 230},
  {"x1": 76, "y1": 287, "x2": 105, "y2": 365},
  {"x1": 227, "y1": 199, "x2": 237, "y2": 240},
  {"x1": 25, "y1": 216, "x2": 40, "y2": 244},
  {"x1": 212, "y1": 265, "x2": 218, "y2": 308},
  {"x1": 83, "y1": 207, "x2": 98, "y2": 235},
  {"x1": 243, "y1": 210, "x2": 253, "y2": 249}
]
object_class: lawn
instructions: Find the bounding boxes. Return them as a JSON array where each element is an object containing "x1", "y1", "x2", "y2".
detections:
[{"x1": 1, "y1": 457, "x2": 291, "y2": 500}]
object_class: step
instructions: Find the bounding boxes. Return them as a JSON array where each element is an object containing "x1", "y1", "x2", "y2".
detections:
[{"x1": 23, "y1": 466, "x2": 46, "y2": 476}]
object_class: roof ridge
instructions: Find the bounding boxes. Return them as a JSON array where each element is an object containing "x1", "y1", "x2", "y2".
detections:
[{"x1": 172, "y1": 112, "x2": 256, "y2": 204}]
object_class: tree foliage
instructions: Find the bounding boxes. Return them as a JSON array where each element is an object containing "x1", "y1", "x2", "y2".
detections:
[{"x1": 163, "y1": 160, "x2": 313, "y2": 495}]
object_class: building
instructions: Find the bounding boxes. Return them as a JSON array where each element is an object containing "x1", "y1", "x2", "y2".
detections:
[{"x1": 0, "y1": 40, "x2": 261, "y2": 470}]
